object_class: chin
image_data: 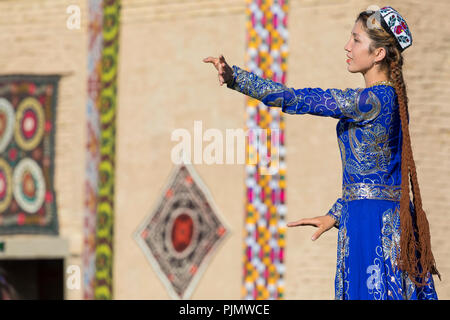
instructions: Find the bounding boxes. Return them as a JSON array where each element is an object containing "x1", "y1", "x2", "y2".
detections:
[{"x1": 346, "y1": 64, "x2": 363, "y2": 74}]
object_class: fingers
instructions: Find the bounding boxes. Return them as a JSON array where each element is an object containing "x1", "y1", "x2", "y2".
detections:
[
  {"x1": 287, "y1": 216, "x2": 330, "y2": 241},
  {"x1": 217, "y1": 55, "x2": 225, "y2": 85},
  {"x1": 203, "y1": 56, "x2": 216, "y2": 63},
  {"x1": 203, "y1": 56, "x2": 220, "y2": 72},
  {"x1": 203, "y1": 55, "x2": 226, "y2": 85},
  {"x1": 219, "y1": 54, "x2": 228, "y2": 70},
  {"x1": 287, "y1": 218, "x2": 323, "y2": 241},
  {"x1": 311, "y1": 228, "x2": 325, "y2": 241},
  {"x1": 218, "y1": 64, "x2": 224, "y2": 85},
  {"x1": 203, "y1": 55, "x2": 223, "y2": 66},
  {"x1": 287, "y1": 218, "x2": 319, "y2": 228},
  {"x1": 203, "y1": 55, "x2": 226, "y2": 67}
]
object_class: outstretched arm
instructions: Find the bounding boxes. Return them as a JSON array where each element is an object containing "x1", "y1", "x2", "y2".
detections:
[{"x1": 227, "y1": 65, "x2": 380, "y2": 124}]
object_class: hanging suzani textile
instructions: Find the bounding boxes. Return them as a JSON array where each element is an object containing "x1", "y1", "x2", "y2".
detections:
[
  {"x1": 0, "y1": 74, "x2": 60, "y2": 235},
  {"x1": 243, "y1": 0, "x2": 288, "y2": 300},
  {"x1": 134, "y1": 163, "x2": 230, "y2": 300}
]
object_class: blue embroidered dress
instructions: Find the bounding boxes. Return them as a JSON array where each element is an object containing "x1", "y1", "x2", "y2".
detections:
[{"x1": 226, "y1": 65, "x2": 438, "y2": 300}]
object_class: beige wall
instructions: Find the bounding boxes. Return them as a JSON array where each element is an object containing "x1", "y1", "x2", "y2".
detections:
[
  {"x1": 398, "y1": 0, "x2": 450, "y2": 299},
  {"x1": 116, "y1": 0, "x2": 247, "y2": 300},
  {"x1": 0, "y1": 0, "x2": 448, "y2": 300}
]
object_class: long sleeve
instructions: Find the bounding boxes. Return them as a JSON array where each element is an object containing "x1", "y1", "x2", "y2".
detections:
[
  {"x1": 227, "y1": 65, "x2": 381, "y2": 125},
  {"x1": 326, "y1": 198, "x2": 344, "y2": 228}
]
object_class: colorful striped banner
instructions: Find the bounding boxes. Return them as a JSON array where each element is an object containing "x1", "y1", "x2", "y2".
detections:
[
  {"x1": 243, "y1": 0, "x2": 289, "y2": 300},
  {"x1": 84, "y1": 0, "x2": 120, "y2": 300},
  {"x1": 84, "y1": 0, "x2": 103, "y2": 300}
]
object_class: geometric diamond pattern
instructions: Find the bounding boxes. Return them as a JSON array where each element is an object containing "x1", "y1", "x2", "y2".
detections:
[
  {"x1": 134, "y1": 163, "x2": 230, "y2": 299},
  {"x1": 242, "y1": 0, "x2": 289, "y2": 299}
]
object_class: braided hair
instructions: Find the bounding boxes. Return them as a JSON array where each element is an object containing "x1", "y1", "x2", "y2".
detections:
[{"x1": 356, "y1": 10, "x2": 441, "y2": 287}]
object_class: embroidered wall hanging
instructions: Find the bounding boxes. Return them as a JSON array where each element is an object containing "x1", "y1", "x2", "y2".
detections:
[
  {"x1": 243, "y1": 0, "x2": 288, "y2": 300},
  {"x1": 0, "y1": 74, "x2": 60, "y2": 235},
  {"x1": 134, "y1": 163, "x2": 230, "y2": 300}
]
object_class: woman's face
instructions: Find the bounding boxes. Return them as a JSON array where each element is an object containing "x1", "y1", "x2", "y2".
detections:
[{"x1": 344, "y1": 20, "x2": 380, "y2": 74}]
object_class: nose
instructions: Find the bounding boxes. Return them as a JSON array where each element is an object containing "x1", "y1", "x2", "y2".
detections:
[
  {"x1": 344, "y1": 38, "x2": 351, "y2": 53},
  {"x1": 344, "y1": 41, "x2": 350, "y2": 53}
]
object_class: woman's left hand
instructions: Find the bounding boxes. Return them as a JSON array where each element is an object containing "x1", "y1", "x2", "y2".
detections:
[{"x1": 287, "y1": 215, "x2": 336, "y2": 241}]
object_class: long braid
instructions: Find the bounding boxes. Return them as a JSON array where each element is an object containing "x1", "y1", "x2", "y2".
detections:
[
  {"x1": 357, "y1": 9, "x2": 441, "y2": 289},
  {"x1": 390, "y1": 57, "x2": 441, "y2": 286}
]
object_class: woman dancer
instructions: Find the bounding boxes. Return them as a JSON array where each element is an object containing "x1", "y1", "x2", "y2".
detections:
[{"x1": 203, "y1": 6, "x2": 440, "y2": 300}]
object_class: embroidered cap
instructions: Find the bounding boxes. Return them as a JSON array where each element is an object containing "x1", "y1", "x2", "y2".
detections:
[{"x1": 378, "y1": 6, "x2": 412, "y2": 52}]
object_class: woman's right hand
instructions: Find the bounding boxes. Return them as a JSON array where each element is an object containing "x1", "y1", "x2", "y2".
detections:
[{"x1": 203, "y1": 54, "x2": 234, "y2": 86}]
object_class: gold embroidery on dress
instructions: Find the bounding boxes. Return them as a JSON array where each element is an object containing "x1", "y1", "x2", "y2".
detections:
[
  {"x1": 335, "y1": 207, "x2": 350, "y2": 300},
  {"x1": 381, "y1": 207, "x2": 401, "y2": 270},
  {"x1": 330, "y1": 89, "x2": 381, "y2": 122},
  {"x1": 338, "y1": 138, "x2": 346, "y2": 169},
  {"x1": 367, "y1": 80, "x2": 395, "y2": 88},
  {"x1": 346, "y1": 122, "x2": 391, "y2": 175},
  {"x1": 333, "y1": 87, "x2": 393, "y2": 177},
  {"x1": 342, "y1": 183, "x2": 401, "y2": 202}
]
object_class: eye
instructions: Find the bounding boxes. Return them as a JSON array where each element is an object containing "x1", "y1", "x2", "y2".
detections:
[{"x1": 354, "y1": 39, "x2": 359, "y2": 43}]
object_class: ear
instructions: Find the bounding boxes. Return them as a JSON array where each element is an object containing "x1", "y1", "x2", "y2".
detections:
[{"x1": 374, "y1": 47, "x2": 386, "y2": 63}]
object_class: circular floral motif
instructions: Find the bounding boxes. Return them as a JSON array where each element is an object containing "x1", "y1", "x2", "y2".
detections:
[
  {"x1": 12, "y1": 158, "x2": 46, "y2": 214},
  {"x1": 164, "y1": 206, "x2": 199, "y2": 260},
  {"x1": 14, "y1": 97, "x2": 45, "y2": 151},
  {"x1": 0, "y1": 98, "x2": 15, "y2": 153},
  {"x1": 0, "y1": 158, "x2": 13, "y2": 213}
]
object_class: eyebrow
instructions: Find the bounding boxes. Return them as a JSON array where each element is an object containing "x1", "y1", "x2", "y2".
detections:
[{"x1": 351, "y1": 32, "x2": 360, "y2": 38}]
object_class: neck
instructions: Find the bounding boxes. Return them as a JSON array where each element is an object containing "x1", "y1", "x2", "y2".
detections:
[{"x1": 363, "y1": 65, "x2": 389, "y2": 87}]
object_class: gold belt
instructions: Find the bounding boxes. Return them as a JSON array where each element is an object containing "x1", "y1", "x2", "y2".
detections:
[{"x1": 342, "y1": 183, "x2": 401, "y2": 202}]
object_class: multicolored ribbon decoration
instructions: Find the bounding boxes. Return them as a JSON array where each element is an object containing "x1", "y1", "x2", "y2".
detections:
[
  {"x1": 243, "y1": 0, "x2": 288, "y2": 300},
  {"x1": 85, "y1": 0, "x2": 120, "y2": 300},
  {"x1": 84, "y1": 0, "x2": 103, "y2": 300}
]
